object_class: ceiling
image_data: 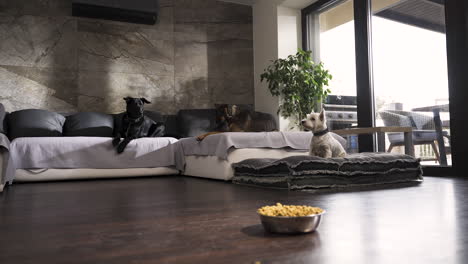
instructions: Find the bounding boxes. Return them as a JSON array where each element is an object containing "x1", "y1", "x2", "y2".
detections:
[
  {"x1": 218, "y1": 0, "x2": 444, "y2": 34},
  {"x1": 280, "y1": 0, "x2": 319, "y2": 9},
  {"x1": 217, "y1": 0, "x2": 253, "y2": 5},
  {"x1": 218, "y1": 0, "x2": 319, "y2": 9},
  {"x1": 375, "y1": 0, "x2": 445, "y2": 33}
]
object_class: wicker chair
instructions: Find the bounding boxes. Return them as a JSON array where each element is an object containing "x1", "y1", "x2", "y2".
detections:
[
  {"x1": 387, "y1": 110, "x2": 436, "y2": 130},
  {"x1": 378, "y1": 110, "x2": 450, "y2": 163}
]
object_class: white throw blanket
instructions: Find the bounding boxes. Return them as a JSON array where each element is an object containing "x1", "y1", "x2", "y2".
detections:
[
  {"x1": 171, "y1": 132, "x2": 347, "y2": 171},
  {"x1": 2, "y1": 137, "x2": 178, "y2": 184}
]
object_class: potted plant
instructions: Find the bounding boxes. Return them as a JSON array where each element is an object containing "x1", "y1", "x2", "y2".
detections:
[{"x1": 260, "y1": 49, "x2": 332, "y2": 128}]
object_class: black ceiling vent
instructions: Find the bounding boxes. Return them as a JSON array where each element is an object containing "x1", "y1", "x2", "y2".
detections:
[{"x1": 72, "y1": 0, "x2": 158, "y2": 25}]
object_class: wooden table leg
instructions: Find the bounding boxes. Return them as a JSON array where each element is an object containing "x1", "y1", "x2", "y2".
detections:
[
  {"x1": 433, "y1": 109, "x2": 447, "y2": 166},
  {"x1": 404, "y1": 131, "x2": 415, "y2": 156},
  {"x1": 377, "y1": 132, "x2": 386, "y2": 152}
]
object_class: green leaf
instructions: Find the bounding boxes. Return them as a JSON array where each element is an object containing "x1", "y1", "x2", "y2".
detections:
[{"x1": 260, "y1": 49, "x2": 333, "y2": 124}]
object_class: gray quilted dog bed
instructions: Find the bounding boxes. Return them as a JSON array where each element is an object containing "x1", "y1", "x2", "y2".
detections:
[{"x1": 232, "y1": 153, "x2": 423, "y2": 190}]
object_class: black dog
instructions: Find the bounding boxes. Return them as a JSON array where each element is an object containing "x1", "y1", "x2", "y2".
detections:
[{"x1": 112, "y1": 97, "x2": 165, "y2": 153}]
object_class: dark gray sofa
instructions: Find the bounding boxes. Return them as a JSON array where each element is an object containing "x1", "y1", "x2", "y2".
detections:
[{"x1": 0, "y1": 106, "x2": 278, "y2": 191}]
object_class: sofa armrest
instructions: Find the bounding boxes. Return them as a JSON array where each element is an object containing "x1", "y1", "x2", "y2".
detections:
[
  {"x1": 0, "y1": 132, "x2": 10, "y2": 150},
  {"x1": 0, "y1": 148, "x2": 5, "y2": 192},
  {"x1": 0, "y1": 133, "x2": 10, "y2": 192}
]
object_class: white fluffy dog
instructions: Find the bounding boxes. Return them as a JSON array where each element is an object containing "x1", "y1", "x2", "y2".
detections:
[{"x1": 301, "y1": 110, "x2": 346, "y2": 158}]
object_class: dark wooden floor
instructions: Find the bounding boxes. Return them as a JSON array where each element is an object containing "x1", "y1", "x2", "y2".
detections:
[{"x1": 1, "y1": 176, "x2": 467, "y2": 264}]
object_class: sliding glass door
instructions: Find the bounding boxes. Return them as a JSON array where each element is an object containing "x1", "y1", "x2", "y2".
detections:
[
  {"x1": 305, "y1": 0, "x2": 360, "y2": 153},
  {"x1": 371, "y1": 0, "x2": 451, "y2": 166},
  {"x1": 302, "y1": 0, "x2": 454, "y2": 172}
]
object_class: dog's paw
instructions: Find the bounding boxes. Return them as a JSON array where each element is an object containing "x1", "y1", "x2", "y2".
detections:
[
  {"x1": 117, "y1": 144, "x2": 126, "y2": 154},
  {"x1": 112, "y1": 138, "x2": 120, "y2": 147},
  {"x1": 196, "y1": 135, "x2": 205, "y2": 141}
]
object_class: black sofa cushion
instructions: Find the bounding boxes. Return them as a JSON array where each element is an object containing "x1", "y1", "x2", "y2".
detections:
[
  {"x1": 0, "y1": 103, "x2": 6, "y2": 134},
  {"x1": 64, "y1": 112, "x2": 114, "y2": 137},
  {"x1": 144, "y1": 110, "x2": 164, "y2": 123},
  {"x1": 249, "y1": 111, "x2": 278, "y2": 132},
  {"x1": 163, "y1": 115, "x2": 179, "y2": 138},
  {"x1": 177, "y1": 109, "x2": 217, "y2": 138},
  {"x1": 7, "y1": 109, "x2": 66, "y2": 140}
]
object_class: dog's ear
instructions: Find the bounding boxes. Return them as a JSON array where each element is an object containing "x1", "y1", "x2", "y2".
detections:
[
  {"x1": 231, "y1": 105, "x2": 238, "y2": 116},
  {"x1": 319, "y1": 109, "x2": 324, "y2": 121},
  {"x1": 140, "y1": 98, "x2": 151, "y2": 104},
  {"x1": 123, "y1": 97, "x2": 132, "y2": 102},
  {"x1": 224, "y1": 107, "x2": 231, "y2": 118}
]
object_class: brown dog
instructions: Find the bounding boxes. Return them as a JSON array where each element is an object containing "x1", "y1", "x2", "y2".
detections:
[{"x1": 196, "y1": 104, "x2": 277, "y2": 141}]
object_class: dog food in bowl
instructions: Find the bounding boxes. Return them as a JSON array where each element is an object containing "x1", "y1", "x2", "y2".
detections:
[
  {"x1": 258, "y1": 203, "x2": 325, "y2": 234},
  {"x1": 258, "y1": 203, "x2": 324, "y2": 217}
]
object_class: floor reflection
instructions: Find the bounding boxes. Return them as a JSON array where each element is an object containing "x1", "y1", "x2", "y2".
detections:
[{"x1": 312, "y1": 178, "x2": 458, "y2": 264}]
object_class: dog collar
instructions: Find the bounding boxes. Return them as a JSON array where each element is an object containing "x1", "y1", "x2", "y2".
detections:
[
  {"x1": 314, "y1": 128, "x2": 329, "y2": 137},
  {"x1": 125, "y1": 114, "x2": 143, "y2": 124}
]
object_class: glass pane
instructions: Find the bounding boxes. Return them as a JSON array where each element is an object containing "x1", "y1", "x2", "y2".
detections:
[
  {"x1": 372, "y1": 0, "x2": 451, "y2": 166},
  {"x1": 311, "y1": 0, "x2": 359, "y2": 153}
]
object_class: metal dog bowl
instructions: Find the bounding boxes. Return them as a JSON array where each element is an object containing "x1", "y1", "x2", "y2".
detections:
[{"x1": 258, "y1": 210, "x2": 325, "y2": 234}]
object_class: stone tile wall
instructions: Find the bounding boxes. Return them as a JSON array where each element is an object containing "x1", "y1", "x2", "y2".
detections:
[{"x1": 0, "y1": 0, "x2": 253, "y2": 114}]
